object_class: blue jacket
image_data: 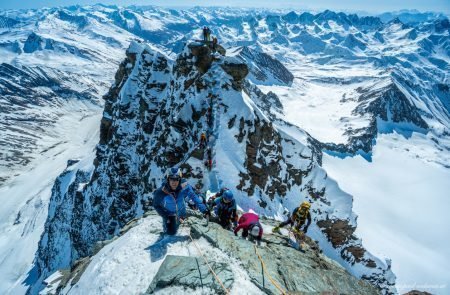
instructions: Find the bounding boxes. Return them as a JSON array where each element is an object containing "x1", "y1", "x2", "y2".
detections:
[
  {"x1": 179, "y1": 184, "x2": 207, "y2": 212},
  {"x1": 213, "y1": 197, "x2": 237, "y2": 219},
  {"x1": 153, "y1": 180, "x2": 206, "y2": 219}
]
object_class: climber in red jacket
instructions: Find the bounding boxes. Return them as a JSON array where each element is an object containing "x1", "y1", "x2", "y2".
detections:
[{"x1": 234, "y1": 212, "x2": 263, "y2": 244}]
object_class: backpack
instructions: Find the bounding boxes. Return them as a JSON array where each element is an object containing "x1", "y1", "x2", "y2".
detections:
[{"x1": 293, "y1": 206, "x2": 309, "y2": 222}]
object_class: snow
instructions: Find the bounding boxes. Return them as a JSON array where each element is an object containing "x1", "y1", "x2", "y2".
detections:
[
  {"x1": 64, "y1": 214, "x2": 263, "y2": 294},
  {"x1": 323, "y1": 133, "x2": 450, "y2": 295},
  {"x1": 0, "y1": 103, "x2": 101, "y2": 294}
]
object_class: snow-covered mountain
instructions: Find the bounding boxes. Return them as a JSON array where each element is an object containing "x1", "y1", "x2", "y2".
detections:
[{"x1": 0, "y1": 5, "x2": 449, "y2": 295}]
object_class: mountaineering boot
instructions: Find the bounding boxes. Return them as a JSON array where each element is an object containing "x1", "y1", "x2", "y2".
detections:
[
  {"x1": 272, "y1": 226, "x2": 281, "y2": 234},
  {"x1": 298, "y1": 242, "x2": 306, "y2": 253}
]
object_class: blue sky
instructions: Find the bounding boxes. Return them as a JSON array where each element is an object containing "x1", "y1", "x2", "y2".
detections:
[{"x1": 0, "y1": 0, "x2": 449, "y2": 14}]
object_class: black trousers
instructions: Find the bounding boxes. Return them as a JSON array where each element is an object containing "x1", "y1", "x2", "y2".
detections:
[
  {"x1": 218, "y1": 214, "x2": 232, "y2": 229},
  {"x1": 163, "y1": 216, "x2": 179, "y2": 235}
]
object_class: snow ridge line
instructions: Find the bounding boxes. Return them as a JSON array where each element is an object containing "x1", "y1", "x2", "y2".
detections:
[{"x1": 205, "y1": 62, "x2": 224, "y2": 193}]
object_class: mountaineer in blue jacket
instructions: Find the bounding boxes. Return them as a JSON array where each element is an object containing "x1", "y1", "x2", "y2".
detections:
[
  {"x1": 209, "y1": 189, "x2": 238, "y2": 230},
  {"x1": 153, "y1": 167, "x2": 209, "y2": 235}
]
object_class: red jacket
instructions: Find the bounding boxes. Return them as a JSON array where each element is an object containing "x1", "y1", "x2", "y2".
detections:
[{"x1": 234, "y1": 212, "x2": 263, "y2": 239}]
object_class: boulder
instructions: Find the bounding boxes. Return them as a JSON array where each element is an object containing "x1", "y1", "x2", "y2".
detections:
[{"x1": 146, "y1": 255, "x2": 234, "y2": 294}]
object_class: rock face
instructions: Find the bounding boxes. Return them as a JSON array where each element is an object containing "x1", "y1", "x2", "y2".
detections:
[
  {"x1": 403, "y1": 291, "x2": 432, "y2": 295},
  {"x1": 190, "y1": 217, "x2": 378, "y2": 295},
  {"x1": 146, "y1": 255, "x2": 234, "y2": 294},
  {"x1": 322, "y1": 77, "x2": 429, "y2": 157},
  {"x1": 23, "y1": 32, "x2": 44, "y2": 53},
  {"x1": 233, "y1": 46, "x2": 294, "y2": 86},
  {"x1": 35, "y1": 41, "x2": 395, "y2": 294}
]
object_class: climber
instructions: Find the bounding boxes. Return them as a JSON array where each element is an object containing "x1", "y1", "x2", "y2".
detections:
[
  {"x1": 206, "y1": 27, "x2": 211, "y2": 42},
  {"x1": 202, "y1": 26, "x2": 208, "y2": 42},
  {"x1": 209, "y1": 189, "x2": 238, "y2": 230},
  {"x1": 199, "y1": 132, "x2": 207, "y2": 149},
  {"x1": 272, "y1": 201, "x2": 311, "y2": 237},
  {"x1": 212, "y1": 36, "x2": 218, "y2": 52},
  {"x1": 206, "y1": 187, "x2": 228, "y2": 206},
  {"x1": 234, "y1": 211, "x2": 263, "y2": 245},
  {"x1": 207, "y1": 107, "x2": 213, "y2": 127},
  {"x1": 153, "y1": 167, "x2": 209, "y2": 235},
  {"x1": 206, "y1": 147, "x2": 212, "y2": 170}
]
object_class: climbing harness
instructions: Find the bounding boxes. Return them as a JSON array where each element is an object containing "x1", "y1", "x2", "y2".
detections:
[{"x1": 254, "y1": 245, "x2": 288, "y2": 295}]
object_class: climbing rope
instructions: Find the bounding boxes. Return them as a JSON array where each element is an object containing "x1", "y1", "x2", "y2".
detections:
[
  {"x1": 254, "y1": 244, "x2": 288, "y2": 295},
  {"x1": 181, "y1": 220, "x2": 230, "y2": 295}
]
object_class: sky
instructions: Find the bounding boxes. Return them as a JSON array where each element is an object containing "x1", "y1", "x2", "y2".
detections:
[{"x1": 0, "y1": 0, "x2": 449, "y2": 14}]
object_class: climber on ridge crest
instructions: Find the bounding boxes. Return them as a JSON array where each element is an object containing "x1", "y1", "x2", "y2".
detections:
[{"x1": 153, "y1": 167, "x2": 209, "y2": 235}]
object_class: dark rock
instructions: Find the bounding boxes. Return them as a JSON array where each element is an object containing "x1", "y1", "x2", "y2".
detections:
[
  {"x1": 188, "y1": 43, "x2": 213, "y2": 74},
  {"x1": 236, "y1": 46, "x2": 294, "y2": 86},
  {"x1": 66, "y1": 159, "x2": 80, "y2": 167},
  {"x1": 220, "y1": 58, "x2": 249, "y2": 90},
  {"x1": 403, "y1": 291, "x2": 432, "y2": 295},
  {"x1": 23, "y1": 32, "x2": 44, "y2": 53},
  {"x1": 317, "y1": 218, "x2": 355, "y2": 247}
]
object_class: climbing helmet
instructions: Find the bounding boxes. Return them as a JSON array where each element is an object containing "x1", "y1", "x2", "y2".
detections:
[
  {"x1": 300, "y1": 201, "x2": 311, "y2": 210},
  {"x1": 250, "y1": 224, "x2": 260, "y2": 237},
  {"x1": 166, "y1": 167, "x2": 182, "y2": 181},
  {"x1": 222, "y1": 190, "x2": 234, "y2": 203}
]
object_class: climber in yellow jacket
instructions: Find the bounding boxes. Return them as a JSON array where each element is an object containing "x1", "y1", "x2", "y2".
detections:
[{"x1": 272, "y1": 201, "x2": 312, "y2": 237}]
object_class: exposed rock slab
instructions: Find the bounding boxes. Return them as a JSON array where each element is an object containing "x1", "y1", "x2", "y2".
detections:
[
  {"x1": 146, "y1": 255, "x2": 234, "y2": 294},
  {"x1": 190, "y1": 218, "x2": 379, "y2": 295}
]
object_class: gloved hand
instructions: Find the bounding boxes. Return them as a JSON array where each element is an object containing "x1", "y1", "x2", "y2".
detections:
[
  {"x1": 203, "y1": 209, "x2": 210, "y2": 219},
  {"x1": 234, "y1": 231, "x2": 238, "y2": 236}
]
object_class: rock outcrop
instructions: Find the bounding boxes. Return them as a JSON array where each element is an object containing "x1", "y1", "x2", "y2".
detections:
[
  {"x1": 232, "y1": 46, "x2": 294, "y2": 86},
  {"x1": 147, "y1": 255, "x2": 233, "y2": 294},
  {"x1": 40, "y1": 213, "x2": 378, "y2": 295},
  {"x1": 190, "y1": 217, "x2": 379, "y2": 295}
]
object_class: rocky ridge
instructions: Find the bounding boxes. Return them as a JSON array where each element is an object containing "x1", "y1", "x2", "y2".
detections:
[
  {"x1": 33, "y1": 41, "x2": 395, "y2": 294},
  {"x1": 41, "y1": 212, "x2": 379, "y2": 295}
]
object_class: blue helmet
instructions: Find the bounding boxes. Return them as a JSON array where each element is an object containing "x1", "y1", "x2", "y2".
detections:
[
  {"x1": 222, "y1": 190, "x2": 234, "y2": 203},
  {"x1": 166, "y1": 167, "x2": 182, "y2": 181}
]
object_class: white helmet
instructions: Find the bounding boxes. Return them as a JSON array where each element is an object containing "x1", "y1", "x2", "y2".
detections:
[{"x1": 250, "y1": 225, "x2": 260, "y2": 237}]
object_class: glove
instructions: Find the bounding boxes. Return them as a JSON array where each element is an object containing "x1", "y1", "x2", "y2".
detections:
[
  {"x1": 203, "y1": 209, "x2": 211, "y2": 219},
  {"x1": 234, "y1": 231, "x2": 238, "y2": 236}
]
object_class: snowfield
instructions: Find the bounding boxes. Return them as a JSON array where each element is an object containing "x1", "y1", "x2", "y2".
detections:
[
  {"x1": 323, "y1": 133, "x2": 450, "y2": 294},
  {"x1": 0, "y1": 103, "x2": 101, "y2": 294}
]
